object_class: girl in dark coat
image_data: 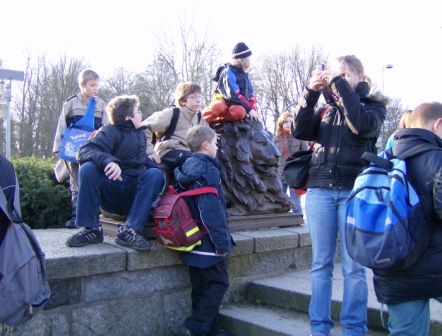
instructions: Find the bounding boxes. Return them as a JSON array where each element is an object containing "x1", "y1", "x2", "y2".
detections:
[{"x1": 292, "y1": 55, "x2": 388, "y2": 336}]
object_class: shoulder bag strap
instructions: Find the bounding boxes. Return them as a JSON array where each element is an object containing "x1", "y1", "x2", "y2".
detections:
[{"x1": 75, "y1": 97, "x2": 96, "y2": 128}]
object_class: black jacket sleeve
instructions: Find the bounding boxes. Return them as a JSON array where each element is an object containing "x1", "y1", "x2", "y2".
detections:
[
  {"x1": 78, "y1": 125, "x2": 122, "y2": 170},
  {"x1": 331, "y1": 78, "x2": 386, "y2": 138}
]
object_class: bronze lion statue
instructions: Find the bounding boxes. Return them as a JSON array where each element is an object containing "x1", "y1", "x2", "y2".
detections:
[{"x1": 214, "y1": 119, "x2": 293, "y2": 216}]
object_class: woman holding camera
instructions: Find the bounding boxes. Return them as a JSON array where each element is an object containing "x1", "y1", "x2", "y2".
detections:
[{"x1": 292, "y1": 55, "x2": 389, "y2": 336}]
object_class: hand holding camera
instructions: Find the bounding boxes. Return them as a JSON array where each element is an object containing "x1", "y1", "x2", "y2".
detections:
[{"x1": 313, "y1": 64, "x2": 340, "y2": 105}]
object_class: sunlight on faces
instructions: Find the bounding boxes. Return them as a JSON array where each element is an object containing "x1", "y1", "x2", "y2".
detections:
[
  {"x1": 181, "y1": 94, "x2": 202, "y2": 112},
  {"x1": 80, "y1": 79, "x2": 100, "y2": 99},
  {"x1": 205, "y1": 135, "x2": 218, "y2": 159},
  {"x1": 127, "y1": 105, "x2": 142, "y2": 129},
  {"x1": 283, "y1": 116, "x2": 293, "y2": 131},
  {"x1": 333, "y1": 61, "x2": 364, "y2": 90}
]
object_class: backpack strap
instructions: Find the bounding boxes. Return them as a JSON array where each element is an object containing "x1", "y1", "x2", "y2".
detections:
[
  {"x1": 161, "y1": 108, "x2": 180, "y2": 142},
  {"x1": 361, "y1": 152, "x2": 393, "y2": 170},
  {"x1": 361, "y1": 143, "x2": 442, "y2": 171},
  {"x1": 179, "y1": 187, "x2": 219, "y2": 198}
]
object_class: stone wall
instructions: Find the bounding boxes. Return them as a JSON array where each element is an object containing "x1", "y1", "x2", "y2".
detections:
[{"x1": 1, "y1": 224, "x2": 312, "y2": 336}]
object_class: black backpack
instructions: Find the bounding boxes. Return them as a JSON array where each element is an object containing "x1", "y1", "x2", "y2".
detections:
[{"x1": 0, "y1": 156, "x2": 51, "y2": 327}]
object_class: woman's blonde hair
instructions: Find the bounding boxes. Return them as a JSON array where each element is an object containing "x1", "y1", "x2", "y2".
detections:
[
  {"x1": 275, "y1": 112, "x2": 293, "y2": 136},
  {"x1": 336, "y1": 55, "x2": 371, "y2": 87},
  {"x1": 231, "y1": 56, "x2": 251, "y2": 70}
]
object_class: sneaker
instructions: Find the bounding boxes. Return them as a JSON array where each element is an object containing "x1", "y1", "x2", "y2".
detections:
[
  {"x1": 115, "y1": 225, "x2": 153, "y2": 251},
  {"x1": 208, "y1": 331, "x2": 232, "y2": 336},
  {"x1": 66, "y1": 227, "x2": 104, "y2": 247},
  {"x1": 65, "y1": 217, "x2": 76, "y2": 229},
  {"x1": 177, "y1": 325, "x2": 195, "y2": 336}
]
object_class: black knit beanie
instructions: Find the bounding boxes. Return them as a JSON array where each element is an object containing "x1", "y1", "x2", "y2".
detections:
[{"x1": 232, "y1": 42, "x2": 252, "y2": 59}]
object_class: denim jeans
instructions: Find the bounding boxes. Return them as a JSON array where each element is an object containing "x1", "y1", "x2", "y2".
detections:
[
  {"x1": 75, "y1": 162, "x2": 164, "y2": 232},
  {"x1": 386, "y1": 296, "x2": 442, "y2": 336},
  {"x1": 306, "y1": 188, "x2": 368, "y2": 336},
  {"x1": 282, "y1": 183, "x2": 302, "y2": 213}
]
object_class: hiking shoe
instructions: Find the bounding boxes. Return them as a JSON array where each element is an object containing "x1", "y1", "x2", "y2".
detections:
[
  {"x1": 177, "y1": 325, "x2": 195, "y2": 336},
  {"x1": 66, "y1": 227, "x2": 104, "y2": 247},
  {"x1": 115, "y1": 225, "x2": 153, "y2": 251},
  {"x1": 65, "y1": 217, "x2": 76, "y2": 229}
]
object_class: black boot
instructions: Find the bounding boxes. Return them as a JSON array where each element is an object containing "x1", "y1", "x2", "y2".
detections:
[{"x1": 65, "y1": 205, "x2": 77, "y2": 229}]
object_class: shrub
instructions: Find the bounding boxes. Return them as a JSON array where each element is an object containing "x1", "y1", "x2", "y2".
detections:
[{"x1": 11, "y1": 157, "x2": 71, "y2": 229}]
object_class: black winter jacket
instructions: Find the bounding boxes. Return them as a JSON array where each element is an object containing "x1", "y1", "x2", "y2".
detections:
[
  {"x1": 175, "y1": 153, "x2": 233, "y2": 268},
  {"x1": 373, "y1": 128, "x2": 442, "y2": 304},
  {"x1": 78, "y1": 120, "x2": 157, "y2": 177},
  {"x1": 292, "y1": 77, "x2": 388, "y2": 189}
]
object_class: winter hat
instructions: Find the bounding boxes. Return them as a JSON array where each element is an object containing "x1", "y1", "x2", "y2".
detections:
[{"x1": 232, "y1": 42, "x2": 252, "y2": 59}]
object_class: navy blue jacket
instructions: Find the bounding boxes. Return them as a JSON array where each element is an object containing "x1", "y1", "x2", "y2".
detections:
[
  {"x1": 215, "y1": 65, "x2": 254, "y2": 113},
  {"x1": 175, "y1": 153, "x2": 233, "y2": 268},
  {"x1": 78, "y1": 120, "x2": 157, "y2": 177},
  {"x1": 373, "y1": 128, "x2": 442, "y2": 304}
]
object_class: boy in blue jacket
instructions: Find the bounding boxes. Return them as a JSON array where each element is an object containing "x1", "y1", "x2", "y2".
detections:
[{"x1": 175, "y1": 125, "x2": 233, "y2": 336}]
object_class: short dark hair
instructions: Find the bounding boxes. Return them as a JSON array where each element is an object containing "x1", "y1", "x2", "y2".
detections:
[
  {"x1": 107, "y1": 95, "x2": 140, "y2": 124},
  {"x1": 187, "y1": 125, "x2": 217, "y2": 152}
]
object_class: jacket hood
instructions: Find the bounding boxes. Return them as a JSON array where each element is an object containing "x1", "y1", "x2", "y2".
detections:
[
  {"x1": 175, "y1": 153, "x2": 222, "y2": 187},
  {"x1": 393, "y1": 128, "x2": 442, "y2": 154},
  {"x1": 360, "y1": 81, "x2": 390, "y2": 106}
]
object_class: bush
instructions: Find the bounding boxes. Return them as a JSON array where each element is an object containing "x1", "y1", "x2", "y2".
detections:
[{"x1": 11, "y1": 157, "x2": 71, "y2": 229}]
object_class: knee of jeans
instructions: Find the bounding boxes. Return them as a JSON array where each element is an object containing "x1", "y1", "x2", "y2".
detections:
[{"x1": 79, "y1": 162, "x2": 101, "y2": 179}]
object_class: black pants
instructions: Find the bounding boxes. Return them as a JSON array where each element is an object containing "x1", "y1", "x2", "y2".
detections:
[{"x1": 184, "y1": 260, "x2": 229, "y2": 336}]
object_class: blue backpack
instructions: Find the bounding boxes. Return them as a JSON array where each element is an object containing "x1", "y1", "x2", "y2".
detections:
[{"x1": 345, "y1": 144, "x2": 439, "y2": 271}]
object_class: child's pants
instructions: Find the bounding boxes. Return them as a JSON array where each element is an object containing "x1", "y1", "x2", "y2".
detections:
[{"x1": 184, "y1": 260, "x2": 229, "y2": 336}]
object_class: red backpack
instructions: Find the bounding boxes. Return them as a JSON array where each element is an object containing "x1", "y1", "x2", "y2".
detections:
[{"x1": 152, "y1": 185, "x2": 218, "y2": 251}]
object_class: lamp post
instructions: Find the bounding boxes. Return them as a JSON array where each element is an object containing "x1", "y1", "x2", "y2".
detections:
[
  {"x1": 0, "y1": 69, "x2": 25, "y2": 158},
  {"x1": 382, "y1": 64, "x2": 393, "y2": 93}
]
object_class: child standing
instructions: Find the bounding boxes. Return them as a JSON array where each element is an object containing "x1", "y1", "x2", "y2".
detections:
[
  {"x1": 274, "y1": 112, "x2": 308, "y2": 213},
  {"x1": 53, "y1": 69, "x2": 108, "y2": 228},
  {"x1": 65, "y1": 95, "x2": 164, "y2": 251},
  {"x1": 175, "y1": 125, "x2": 233, "y2": 336},
  {"x1": 142, "y1": 83, "x2": 207, "y2": 178},
  {"x1": 203, "y1": 42, "x2": 261, "y2": 123}
]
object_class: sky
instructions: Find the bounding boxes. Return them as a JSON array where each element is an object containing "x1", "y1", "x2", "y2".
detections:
[{"x1": 2, "y1": 0, "x2": 441, "y2": 110}]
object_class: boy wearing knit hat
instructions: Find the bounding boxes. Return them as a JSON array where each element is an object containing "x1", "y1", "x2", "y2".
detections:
[{"x1": 203, "y1": 42, "x2": 261, "y2": 124}]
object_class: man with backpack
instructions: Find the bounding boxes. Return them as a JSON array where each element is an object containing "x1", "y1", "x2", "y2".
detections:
[{"x1": 372, "y1": 102, "x2": 442, "y2": 336}]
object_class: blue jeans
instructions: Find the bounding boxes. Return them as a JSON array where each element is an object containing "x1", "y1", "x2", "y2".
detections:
[
  {"x1": 386, "y1": 296, "x2": 442, "y2": 336},
  {"x1": 306, "y1": 188, "x2": 368, "y2": 336},
  {"x1": 282, "y1": 183, "x2": 302, "y2": 213},
  {"x1": 75, "y1": 162, "x2": 165, "y2": 232}
]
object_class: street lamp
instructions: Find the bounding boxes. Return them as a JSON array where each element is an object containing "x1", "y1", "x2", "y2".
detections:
[
  {"x1": 0, "y1": 69, "x2": 25, "y2": 158},
  {"x1": 382, "y1": 64, "x2": 393, "y2": 93}
]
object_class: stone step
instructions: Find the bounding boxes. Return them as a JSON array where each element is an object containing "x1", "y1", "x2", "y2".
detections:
[
  {"x1": 242, "y1": 264, "x2": 442, "y2": 335},
  {"x1": 219, "y1": 303, "x2": 386, "y2": 336}
]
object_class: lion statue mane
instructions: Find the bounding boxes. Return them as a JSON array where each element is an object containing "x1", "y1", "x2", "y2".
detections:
[{"x1": 214, "y1": 119, "x2": 293, "y2": 216}]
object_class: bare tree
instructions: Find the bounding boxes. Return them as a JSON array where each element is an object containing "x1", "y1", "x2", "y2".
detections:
[
  {"x1": 99, "y1": 67, "x2": 136, "y2": 103},
  {"x1": 254, "y1": 45, "x2": 328, "y2": 132},
  {"x1": 12, "y1": 53, "x2": 86, "y2": 157},
  {"x1": 152, "y1": 13, "x2": 222, "y2": 109},
  {"x1": 380, "y1": 98, "x2": 406, "y2": 148}
]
